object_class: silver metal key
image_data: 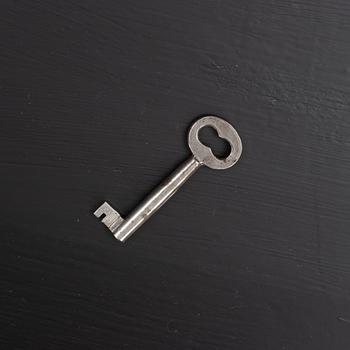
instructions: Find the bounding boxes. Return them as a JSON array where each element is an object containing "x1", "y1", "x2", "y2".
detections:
[{"x1": 94, "y1": 115, "x2": 242, "y2": 242}]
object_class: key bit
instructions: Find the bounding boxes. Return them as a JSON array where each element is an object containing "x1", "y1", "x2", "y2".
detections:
[{"x1": 94, "y1": 202, "x2": 124, "y2": 230}]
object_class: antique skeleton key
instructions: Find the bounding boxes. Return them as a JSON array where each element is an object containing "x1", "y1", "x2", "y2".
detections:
[{"x1": 94, "y1": 116, "x2": 242, "y2": 242}]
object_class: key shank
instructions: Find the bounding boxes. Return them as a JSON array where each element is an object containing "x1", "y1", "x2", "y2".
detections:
[{"x1": 97, "y1": 156, "x2": 202, "y2": 242}]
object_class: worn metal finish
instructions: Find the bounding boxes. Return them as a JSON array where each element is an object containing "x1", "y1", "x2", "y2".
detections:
[
  {"x1": 94, "y1": 115, "x2": 242, "y2": 242},
  {"x1": 188, "y1": 116, "x2": 242, "y2": 169}
]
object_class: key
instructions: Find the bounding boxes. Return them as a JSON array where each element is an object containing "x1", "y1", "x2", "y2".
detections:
[{"x1": 94, "y1": 115, "x2": 242, "y2": 242}]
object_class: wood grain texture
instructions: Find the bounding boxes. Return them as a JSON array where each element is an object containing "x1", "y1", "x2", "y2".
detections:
[{"x1": 1, "y1": 0, "x2": 350, "y2": 349}]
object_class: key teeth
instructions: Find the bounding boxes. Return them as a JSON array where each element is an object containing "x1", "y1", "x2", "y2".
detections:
[{"x1": 94, "y1": 202, "x2": 124, "y2": 232}]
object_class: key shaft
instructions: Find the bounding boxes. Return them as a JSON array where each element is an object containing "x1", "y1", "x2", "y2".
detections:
[{"x1": 115, "y1": 156, "x2": 201, "y2": 241}]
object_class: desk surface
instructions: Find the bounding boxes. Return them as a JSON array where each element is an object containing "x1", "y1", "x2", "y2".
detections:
[{"x1": 1, "y1": 1, "x2": 350, "y2": 349}]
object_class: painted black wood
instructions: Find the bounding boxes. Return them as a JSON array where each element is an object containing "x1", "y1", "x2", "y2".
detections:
[{"x1": 1, "y1": 1, "x2": 350, "y2": 349}]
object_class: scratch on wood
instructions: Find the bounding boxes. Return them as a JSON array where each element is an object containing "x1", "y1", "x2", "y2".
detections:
[{"x1": 337, "y1": 316, "x2": 350, "y2": 324}]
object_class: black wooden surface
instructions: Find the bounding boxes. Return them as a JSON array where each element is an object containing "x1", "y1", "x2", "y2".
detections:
[{"x1": 1, "y1": 1, "x2": 350, "y2": 349}]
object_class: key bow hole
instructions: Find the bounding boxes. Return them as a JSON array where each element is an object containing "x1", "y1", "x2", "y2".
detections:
[{"x1": 198, "y1": 126, "x2": 231, "y2": 159}]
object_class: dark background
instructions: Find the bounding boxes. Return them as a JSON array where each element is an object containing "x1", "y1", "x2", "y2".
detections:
[{"x1": 1, "y1": 0, "x2": 350, "y2": 349}]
